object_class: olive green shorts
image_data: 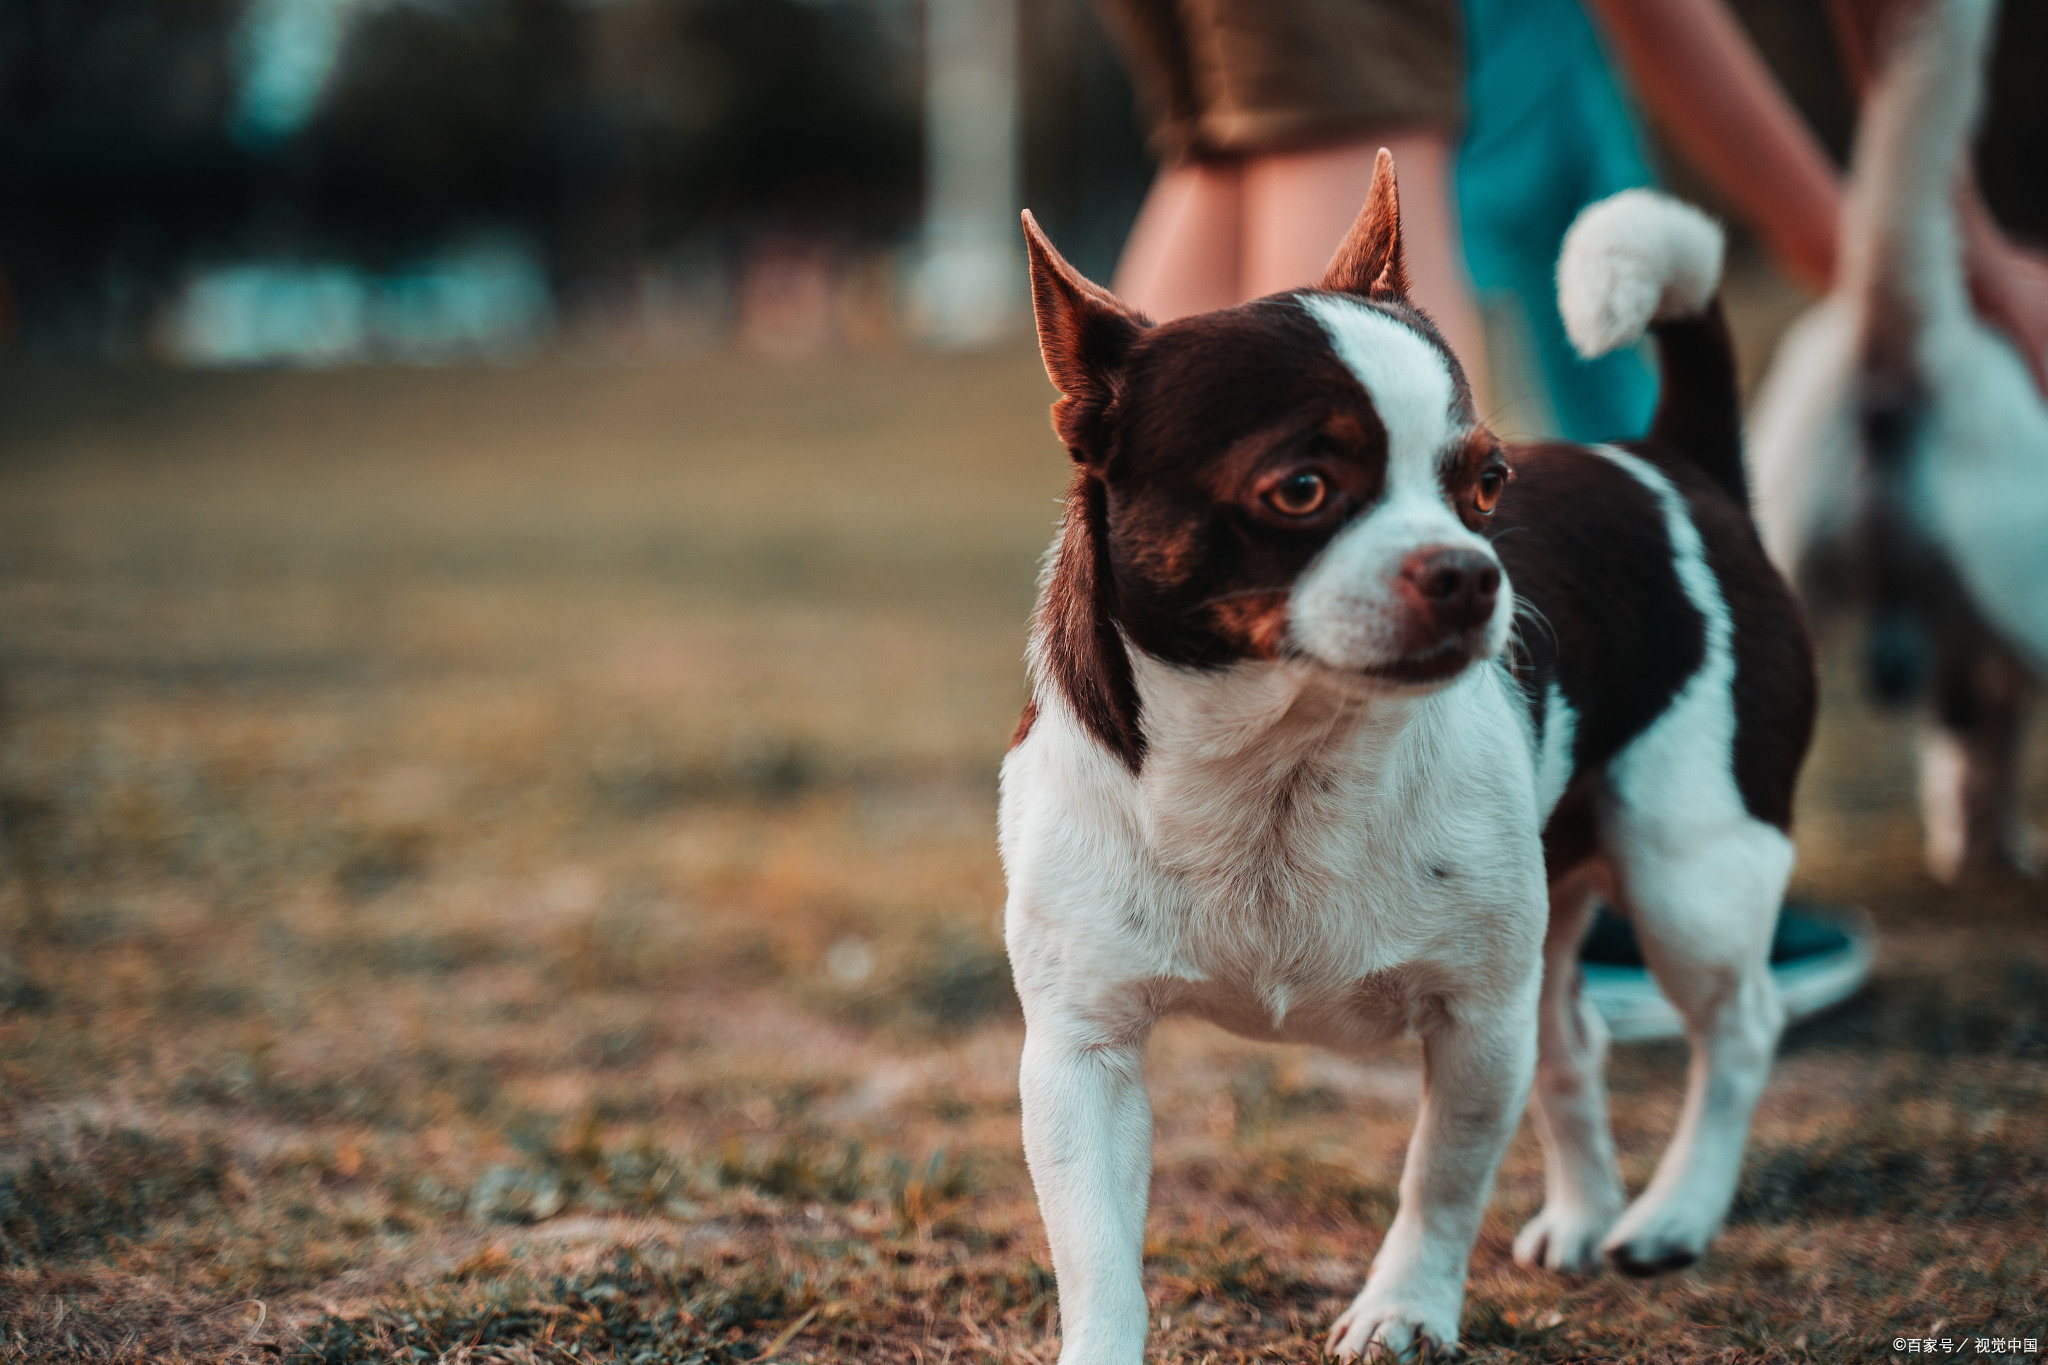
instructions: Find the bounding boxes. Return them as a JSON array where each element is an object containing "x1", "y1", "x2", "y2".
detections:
[{"x1": 1094, "y1": 0, "x2": 1465, "y2": 161}]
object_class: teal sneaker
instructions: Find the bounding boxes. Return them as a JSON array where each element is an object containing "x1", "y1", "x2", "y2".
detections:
[{"x1": 1579, "y1": 902, "x2": 1875, "y2": 1042}]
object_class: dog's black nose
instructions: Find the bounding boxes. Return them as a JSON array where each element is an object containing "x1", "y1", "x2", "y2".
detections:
[{"x1": 1401, "y1": 547, "x2": 1501, "y2": 630}]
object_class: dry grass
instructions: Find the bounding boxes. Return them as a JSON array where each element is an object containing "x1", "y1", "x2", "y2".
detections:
[{"x1": 0, "y1": 310, "x2": 2044, "y2": 1363}]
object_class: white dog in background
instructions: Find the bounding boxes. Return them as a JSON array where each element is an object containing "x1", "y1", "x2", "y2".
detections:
[{"x1": 1749, "y1": 0, "x2": 2048, "y2": 881}]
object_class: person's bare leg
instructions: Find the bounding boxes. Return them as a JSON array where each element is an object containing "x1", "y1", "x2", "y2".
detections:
[
  {"x1": 1112, "y1": 159, "x2": 1244, "y2": 321},
  {"x1": 1241, "y1": 133, "x2": 1490, "y2": 398}
]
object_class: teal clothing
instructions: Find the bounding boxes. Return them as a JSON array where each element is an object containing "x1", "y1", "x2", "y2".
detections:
[{"x1": 1457, "y1": 0, "x2": 1659, "y2": 442}]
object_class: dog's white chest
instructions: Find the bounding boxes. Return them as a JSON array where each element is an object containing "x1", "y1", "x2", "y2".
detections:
[
  {"x1": 1141, "y1": 759, "x2": 1495, "y2": 1043},
  {"x1": 1000, "y1": 661, "x2": 1548, "y2": 1049},
  {"x1": 1168, "y1": 950, "x2": 1440, "y2": 1049}
]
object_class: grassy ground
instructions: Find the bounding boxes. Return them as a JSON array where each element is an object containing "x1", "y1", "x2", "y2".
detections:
[{"x1": 0, "y1": 313, "x2": 2043, "y2": 1363}]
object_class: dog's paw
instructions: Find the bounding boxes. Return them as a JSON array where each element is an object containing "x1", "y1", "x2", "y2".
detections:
[
  {"x1": 1326, "y1": 1291, "x2": 1460, "y2": 1361},
  {"x1": 1598, "y1": 1199, "x2": 1714, "y2": 1277},
  {"x1": 1513, "y1": 1201, "x2": 1619, "y2": 1274}
]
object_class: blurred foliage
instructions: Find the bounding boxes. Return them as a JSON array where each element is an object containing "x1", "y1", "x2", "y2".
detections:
[
  {"x1": 0, "y1": 0, "x2": 922, "y2": 353},
  {"x1": 305, "y1": 0, "x2": 588, "y2": 270},
  {"x1": 648, "y1": 0, "x2": 921, "y2": 238},
  {"x1": 308, "y1": 0, "x2": 920, "y2": 268},
  {"x1": 0, "y1": 0, "x2": 255, "y2": 352},
  {"x1": 5, "y1": 0, "x2": 2048, "y2": 359}
]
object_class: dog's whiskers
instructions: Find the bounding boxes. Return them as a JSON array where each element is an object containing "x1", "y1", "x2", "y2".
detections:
[
  {"x1": 1509, "y1": 593, "x2": 1558, "y2": 656},
  {"x1": 1481, "y1": 394, "x2": 1538, "y2": 431}
]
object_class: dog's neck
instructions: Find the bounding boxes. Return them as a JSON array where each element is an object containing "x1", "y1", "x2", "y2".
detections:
[
  {"x1": 1118, "y1": 647, "x2": 1455, "y2": 871},
  {"x1": 1126, "y1": 649, "x2": 1415, "y2": 766}
]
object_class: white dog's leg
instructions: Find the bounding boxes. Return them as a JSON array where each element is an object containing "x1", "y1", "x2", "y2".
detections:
[
  {"x1": 1513, "y1": 873, "x2": 1627, "y2": 1273},
  {"x1": 1920, "y1": 726, "x2": 1973, "y2": 884},
  {"x1": 1329, "y1": 996, "x2": 1536, "y2": 1360},
  {"x1": 1921, "y1": 642, "x2": 2038, "y2": 883},
  {"x1": 1599, "y1": 820, "x2": 1790, "y2": 1274},
  {"x1": 1019, "y1": 1021, "x2": 1154, "y2": 1365}
]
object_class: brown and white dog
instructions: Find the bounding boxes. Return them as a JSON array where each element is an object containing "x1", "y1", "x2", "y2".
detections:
[
  {"x1": 1749, "y1": 0, "x2": 2047, "y2": 882},
  {"x1": 999, "y1": 157, "x2": 1815, "y2": 1360}
]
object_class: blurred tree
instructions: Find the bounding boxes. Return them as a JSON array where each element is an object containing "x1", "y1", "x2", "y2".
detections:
[
  {"x1": 304, "y1": 0, "x2": 584, "y2": 269},
  {"x1": 0, "y1": 0, "x2": 255, "y2": 356},
  {"x1": 642, "y1": 0, "x2": 921, "y2": 243},
  {"x1": 1979, "y1": 1, "x2": 2048, "y2": 244},
  {"x1": 9, "y1": 0, "x2": 2026, "y2": 360},
  {"x1": 1021, "y1": 0, "x2": 1152, "y2": 285},
  {"x1": 304, "y1": 0, "x2": 920, "y2": 284}
]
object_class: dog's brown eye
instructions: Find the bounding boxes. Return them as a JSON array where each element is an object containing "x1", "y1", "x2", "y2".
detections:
[
  {"x1": 1267, "y1": 471, "x2": 1329, "y2": 517},
  {"x1": 1474, "y1": 466, "x2": 1507, "y2": 515}
]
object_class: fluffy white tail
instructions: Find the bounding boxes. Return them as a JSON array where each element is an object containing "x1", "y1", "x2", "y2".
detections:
[
  {"x1": 1839, "y1": 0, "x2": 1998, "y2": 325},
  {"x1": 1555, "y1": 190, "x2": 1725, "y2": 359}
]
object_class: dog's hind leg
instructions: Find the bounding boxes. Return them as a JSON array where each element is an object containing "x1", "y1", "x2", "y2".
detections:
[
  {"x1": 1596, "y1": 815, "x2": 1791, "y2": 1275},
  {"x1": 1513, "y1": 863, "x2": 1627, "y2": 1273}
]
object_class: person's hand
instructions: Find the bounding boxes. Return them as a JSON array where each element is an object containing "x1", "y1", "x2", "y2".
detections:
[{"x1": 1961, "y1": 184, "x2": 2048, "y2": 399}]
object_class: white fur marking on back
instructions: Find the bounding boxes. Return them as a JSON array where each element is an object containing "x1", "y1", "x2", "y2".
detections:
[{"x1": 1593, "y1": 447, "x2": 1738, "y2": 807}]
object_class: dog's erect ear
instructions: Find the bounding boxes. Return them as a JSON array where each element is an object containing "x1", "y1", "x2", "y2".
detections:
[
  {"x1": 1023, "y1": 210, "x2": 1149, "y2": 465},
  {"x1": 1317, "y1": 148, "x2": 1409, "y2": 300}
]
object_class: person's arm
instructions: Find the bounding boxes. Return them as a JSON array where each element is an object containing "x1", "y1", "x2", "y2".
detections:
[
  {"x1": 1580, "y1": 0, "x2": 1843, "y2": 292},
  {"x1": 1960, "y1": 189, "x2": 2048, "y2": 394}
]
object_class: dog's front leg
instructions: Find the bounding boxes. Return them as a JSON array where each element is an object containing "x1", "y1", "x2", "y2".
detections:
[
  {"x1": 1329, "y1": 998, "x2": 1536, "y2": 1360},
  {"x1": 1020, "y1": 1017, "x2": 1154, "y2": 1365}
]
